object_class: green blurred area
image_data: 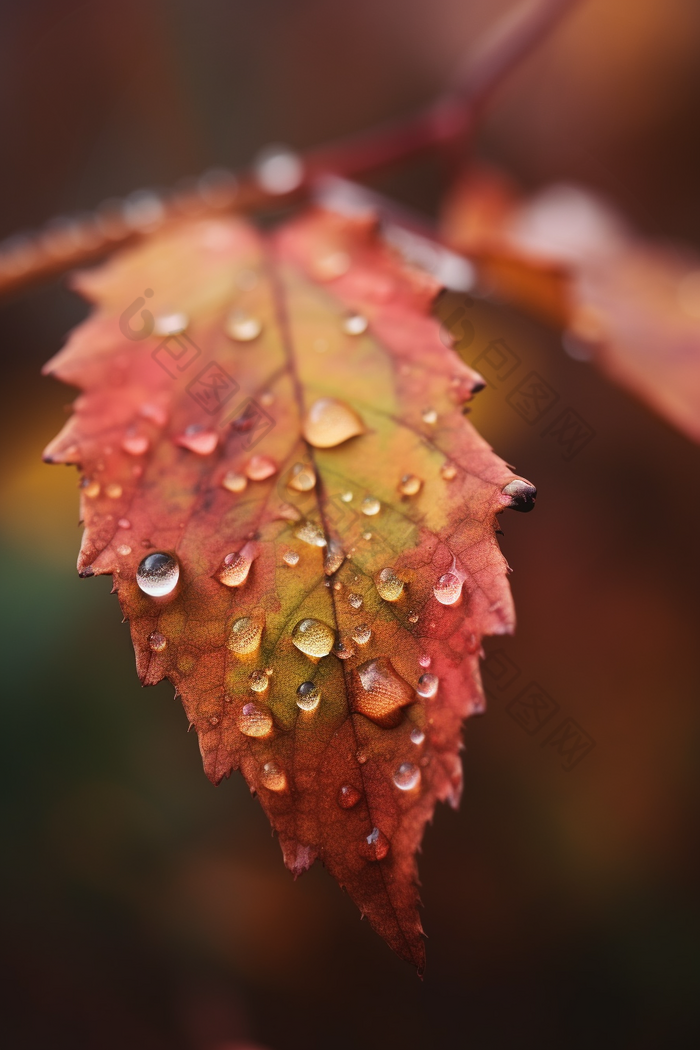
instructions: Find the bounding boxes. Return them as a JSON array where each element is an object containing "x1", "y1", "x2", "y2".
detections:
[{"x1": 2, "y1": 1, "x2": 700, "y2": 1048}]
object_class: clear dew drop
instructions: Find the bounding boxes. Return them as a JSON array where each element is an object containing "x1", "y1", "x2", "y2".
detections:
[
  {"x1": 136, "y1": 552, "x2": 179, "y2": 597},
  {"x1": 148, "y1": 631, "x2": 167, "y2": 652},
  {"x1": 440, "y1": 461, "x2": 457, "y2": 480},
  {"x1": 418, "y1": 654, "x2": 431, "y2": 668},
  {"x1": 227, "y1": 616, "x2": 263, "y2": 655},
  {"x1": 153, "y1": 311, "x2": 189, "y2": 336},
  {"x1": 294, "y1": 521, "x2": 327, "y2": 547},
  {"x1": 302, "y1": 397, "x2": 364, "y2": 449},
  {"x1": 121, "y1": 434, "x2": 149, "y2": 456},
  {"x1": 237, "y1": 701, "x2": 273, "y2": 737},
  {"x1": 422, "y1": 408, "x2": 438, "y2": 425},
  {"x1": 260, "y1": 761, "x2": 287, "y2": 792},
  {"x1": 375, "y1": 567, "x2": 404, "y2": 602},
  {"x1": 283, "y1": 549, "x2": 300, "y2": 566},
  {"x1": 176, "y1": 426, "x2": 218, "y2": 455},
  {"x1": 217, "y1": 543, "x2": 255, "y2": 587},
  {"x1": 348, "y1": 592, "x2": 363, "y2": 610},
  {"x1": 354, "y1": 658, "x2": 414, "y2": 727},
  {"x1": 222, "y1": 471, "x2": 247, "y2": 493},
  {"x1": 410, "y1": 727, "x2": 425, "y2": 745},
  {"x1": 340, "y1": 491, "x2": 353, "y2": 503},
  {"x1": 433, "y1": 572, "x2": 463, "y2": 606},
  {"x1": 292, "y1": 618, "x2": 335, "y2": 658},
  {"x1": 394, "y1": 762, "x2": 421, "y2": 791},
  {"x1": 361, "y1": 497, "x2": 380, "y2": 516},
  {"x1": 245, "y1": 455, "x2": 277, "y2": 481},
  {"x1": 287, "y1": 462, "x2": 316, "y2": 492},
  {"x1": 359, "y1": 827, "x2": 389, "y2": 862},
  {"x1": 398, "y1": 474, "x2": 422, "y2": 496},
  {"x1": 249, "y1": 670, "x2": 269, "y2": 693},
  {"x1": 352, "y1": 624, "x2": 371, "y2": 645},
  {"x1": 296, "y1": 680, "x2": 321, "y2": 711},
  {"x1": 417, "y1": 673, "x2": 439, "y2": 698},
  {"x1": 341, "y1": 312, "x2": 368, "y2": 336},
  {"x1": 225, "y1": 311, "x2": 263, "y2": 341},
  {"x1": 338, "y1": 784, "x2": 362, "y2": 809}
]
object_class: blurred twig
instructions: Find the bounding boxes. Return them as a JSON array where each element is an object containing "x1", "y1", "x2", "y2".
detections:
[{"x1": 0, "y1": 0, "x2": 580, "y2": 299}]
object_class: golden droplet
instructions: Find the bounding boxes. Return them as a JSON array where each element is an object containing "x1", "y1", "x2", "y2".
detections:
[
  {"x1": 105, "y1": 483, "x2": 122, "y2": 499},
  {"x1": 291, "y1": 618, "x2": 335, "y2": 658},
  {"x1": 225, "y1": 311, "x2": 263, "y2": 341},
  {"x1": 287, "y1": 462, "x2": 316, "y2": 492},
  {"x1": 222, "y1": 471, "x2": 247, "y2": 493},
  {"x1": 227, "y1": 615, "x2": 263, "y2": 655},
  {"x1": 260, "y1": 761, "x2": 287, "y2": 791},
  {"x1": 361, "y1": 497, "x2": 380, "y2": 516},
  {"x1": 217, "y1": 542, "x2": 255, "y2": 587},
  {"x1": 351, "y1": 657, "x2": 414, "y2": 728},
  {"x1": 294, "y1": 521, "x2": 326, "y2": 547},
  {"x1": 440, "y1": 462, "x2": 457, "y2": 480},
  {"x1": 302, "y1": 397, "x2": 364, "y2": 449},
  {"x1": 84, "y1": 481, "x2": 100, "y2": 498},
  {"x1": 398, "y1": 474, "x2": 422, "y2": 496},
  {"x1": 249, "y1": 670, "x2": 269, "y2": 692},
  {"x1": 375, "y1": 567, "x2": 404, "y2": 602},
  {"x1": 238, "y1": 701, "x2": 273, "y2": 737}
]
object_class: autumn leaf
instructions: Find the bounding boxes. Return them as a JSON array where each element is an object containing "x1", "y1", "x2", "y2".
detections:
[
  {"x1": 43, "y1": 206, "x2": 534, "y2": 971},
  {"x1": 441, "y1": 166, "x2": 700, "y2": 442}
]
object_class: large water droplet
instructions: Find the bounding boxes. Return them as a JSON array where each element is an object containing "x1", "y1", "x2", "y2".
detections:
[
  {"x1": 352, "y1": 624, "x2": 371, "y2": 645},
  {"x1": 341, "y1": 312, "x2": 368, "y2": 336},
  {"x1": 359, "y1": 827, "x2": 389, "y2": 861},
  {"x1": 222, "y1": 471, "x2": 247, "y2": 493},
  {"x1": 296, "y1": 681, "x2": 320, "y2": 711},
  {"x1": 294, "y1": 521, "x2": 327, "y2": 547},
  {"x1": 245, "y1": 455, "x2": 277, "y2": 481},
  {"x1": 227, "y1": 615, "x2": 263, "y2": 655},
  {"x1": 352, "y1": 658, "x2": 414, "y2": 728},
  {"x1": 217, "y1": 542, "x2": 255, "y2": 587},
  {"x1": 361, "y1": 496, "x2": 380, "y2": 516},
  {"x1": 394, "y1": 762, "x2": 420, "y2": 791},
  {"x1": 338, "y1": 784, "x2": 362, "y2": 809},
  {"x1": 249, "y1": 670, "x2": 269, "y2": 693},
  {"x1": 260, "y1": 761, "x2": 287, "y2": 791},
  {"x1": 137, "y1": 552, "x2": 179, "y2": 596},
  {"x1": 176, "y1": 426, "x2": 218, "y2": 455},
  {"x1": 502, "y1": 478, "x2": 537, "y2": 512},
  {"x1": 375, "y1": 567, "x2": 404, "y2": 602},
  {"x1": 433, "y1": 572, "x2": 463, "y2": 605},
  {"x1": 292, "y1": 618, "x2": 335, "y2": 658},
  {"x1": 416, "y1": 673, "x2": 438, "y2": 698},
  {"x1": 398, "y1": 474, "x2": 422, "y2": 496},
  {"x1": 148, "y1": 631, "x2": 167, "y2": 652},
  {"x1": 302, "y1": 397, "x2": 364, "y2": 448},
  {"x1": 225, "y1": 311, "x2": 263, "y2": 342},
  {"x1": 237, "y1": 701, "x2": 273, "y2": 737},
  {"x1": 154, "y1": 311, "x2": 189, "y2": 336},
  {"x1": 287, "y1": 462, "x2": 316, "y2": 492}
]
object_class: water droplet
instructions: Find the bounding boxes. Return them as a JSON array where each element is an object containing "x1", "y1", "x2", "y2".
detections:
[
  {"x1": 433, "y1": 572, "x2": 463, "y2": 605},
  {"x1": 217, "y1": 542, "x2": 255, "y2": 587},
  {"x1": 348, "y1": 592, "x2": 363, "y2": 610},
  {"x1": 84, "y1": 481, "x2": 100, "y2": 498},
  {"x1": 148, "y1": 631, "x2": 167, "y2": 652},
  {"x1": 394, "y1": 762, "x2": 420, "y2": 791},
  {"x1": 209, "y1": 715, "x2": 220, "y2": 727},
  {"x1": 255, "y1": 145, "x2": 304, "y2": 194},
  {"x1": 440, "y1": 461, "x2": 457, "y2": 480},
  {"x1": 222, "y1": 471, "x2": 247, "y2": 493},
  {"x1": 154, "y1": 311, "x2": 188, "y2": 336},
  {"x1": 296, "y1": 681, "x2": 320, "y2": 711},
  {"x1": 225, "y1": 311, "x2": 263, "y2": 341},
  {"x1": 245, "y1": 455, "x2": 277, "y2": 481},
  {"x1": 375, "y1": 567, "x2": 404, "y2": 602},
  {"x1": 340, "y1": 491, "x2": 353, "y2": 503},
  {"x1": 260, "y1": 390, "x2": 274, "y2": 406},
  {"x1": 341, "y1": 312, "x2": 368, "y2": 336},
  {"x1": 418, "y1": 654, "x2": 431, "y2": 668},
  {"x1": 227, "y1": 615, "x2": 263, "y2": 655},
  {"x1": 416, "y1": 673, "x2": 438, "y2": 698},
  {"x1": 118, "y1": 518, "x2": 131, "y2": 529},
  {"x1": 139, "y1": 402, "x2": 168, "y2": 427},
  {"x1": 353, "y1": 658, "x2": 414, "y2": 727},
  {"x1": 361, "y1": 497, "x2": 380, "y2": 516},
  {"x1": 324, "y1": 539, "x2": 345, "y2": 575},
  {"x1": 359, "y1": 827, "x2": 389, "y2": 861},
  {"x1": 356, "y1": 748, "x2": 368, "y2": 764},
  {"x1": 302, "y1": 397, "x2": 364, "y2": 448},
  {"x1": 410, "y1": 727, "x2": 425, "y2": 745},
  {"x1": 283, "y1": 549, "x2": 300, "y2": 566},
  {"x1": 287, "y1": 462, "x2": 316, "y2": 492},
  {"x1": 407, "y1": 610, "x2": 419, "y2": 624},
  {"x1": 292, "y1": 618, "x2": 335, "y2": 658},
  {"x1": 237, "y1": 701, "x2": 273, "y2": 737},
  {"x1": 352, "y1": 624, "x2": 371, "y2": 645},
  {"x1": 338, "y1": 784, "x2": 362, "y2": 809},
  {"x1": 136, "y1": 552, "x2": 179, "y2": 596},
  {"x1": 260, "y1": 761, "x2": 287, "y2": 791},
  {"x1": 316, "y1": 251, "x2": 350, "y2": 280},
  {"x1": 398, "y1": 474, "x2": 422, "y2": 496},
  {"x1": 249, "y1": 669, "x2": 269, "y2": 693},
  {"x1": 176, "y1": 426, "x2": 218, "y2": 455},
  {"x1": 294, "y1": 521, "x2": 327, "y2": 547},
  {"x1": 422, "y1": 408, "x2": 438, "y2": 425},
  {"x1": 333, "y1": 638, "x2": 355, "y2": 660},
  {"x1": 122, "y1": 434, "x2": 149, "y2": 456},
  {"x1": 278, "y1": 502, "x2": 301, "y2": 522},
  {"x1": 117, "y1": 544, "x2": 131, "y2": 556},
  {"x1": 362, "y1": 531, "x2": 373, "y2": 541},
  {"x1": 502, "y1": 478, "x2": 537, "y2": 512},
  {"x1": 105, "y1": 483, "x2": 122, "y2": 499}
]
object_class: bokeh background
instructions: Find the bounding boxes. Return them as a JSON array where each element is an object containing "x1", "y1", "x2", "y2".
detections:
[{"x1": 1, "y1": 1, "x2": 700, "y2": 1047}]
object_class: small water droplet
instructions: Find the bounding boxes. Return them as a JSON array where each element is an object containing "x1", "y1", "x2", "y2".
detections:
[
  {"x1": 352, "y1": 624, "x2": 371, "y2": 645},
  {"x1": 217, "y1": 542, "x2": 255, "y2": 587},
  {"x1": 154, "y1": 311, "x2": 188, "y2": 336},
  {"x1": 359, "y1": 826, "x2": 389, "y2": 861},
  {"x1": 249, "y1": 669, "x2": 269, "y2": 693},
  {"x1": 333, "y1": 638, "x2": 356, "y2": 660},
  {"x1": 255, "y1": 145, "x2": 303, "y2": 194},
  {"x1": 105, "y1": 483, "x2": 122, "y2": 499},
  {"x1": 176, "y1": 426, "x2": 218, "y2": 455},
  {"x1": 407, "y1": 610, "x2": 419, "y2": 624},
  {"x1": 278, "y1": 502, "x2": 302, "y2": 522},
  {"x1": 227, "y1": 615, "x2": 263, "y2": 655},
  {"x1": 324, "y1": 539, "x2": 345, "y2": 575},
  {"x1": 226, "y1": 311, "x2": 263, "y2": 341},
  {"x1": 136, "y1": 552, "x2": 179, "y2": 596},
  {"x1": 440, "y1": 461, "x2": 457, "y2": 480},
  {"x1": 502, "y1": 478, "x2": 537, "y2": 512},
  {"x1": 222, "y1": 471, "x2": 247, "y2": 493},
  {"x1": 237, "y1": 701, "x2": 273, "y2": 737},
  {"x1": 362, "y1": 531, "x2": 372, "y2": 541},
  {"x1": 245, "y1": 455, "x2": 277, "y2": 481},
  {"x1": 356, "y1": 748, "x2": 368, "y2": 764},
  {"x1": 84, "y1": 481, "x2": 100, "y2": 498},
  {"x1": 338, "y1": 784, "x2": 362, "y2": 808},
  {"x1": 341, "y1": 312, "x2": 368, "y2": 335},
  {"x1": 398, "y1": 474, "x2": 422, "y2": 496},
  {"x1": 139, "y1": 402, "x2": 168, "y2": 427},
  {"x1": 283, "y1": 549, "x2": 300, "y2": 566},
  {"x1": 294, "y1": 521, "x2": 327, "y2": 547},
  {"x1": 353, "y1": 657, "x2": 414, "y2": 727},
  {"x1": 260, "y1": 390, "x2": 274, "y2": 406},
  {"x1": 375, "y1": 567, "x2": 404, "y2": 602},
  {"x1": 333, "y1": 581, "x2": 342, "y2": 591},
  {"x1": 410, "y1": 727, "x2": 425, "y2": 745},
  {"x1": 287, "y1": 462, "x2": 316, "y2": 492},
  {"x1": 433, "y1": 572, "x2": 463, "y2": 605},
  {"x1": 394, "y1": 762, "x2": 420, "y2": 791},
  {"x1": 260, "y1": 761, "x2": 287, "y2": 791},
  {"x1": 292, "y1": 618, "x2": 335, "y2": 658},
  {"x1": 417, "y1": 673, "x2": 439, "y2": 698},
  {"x1": 122, "y1": 434, "x2": 149, "y2": 456},
  {"x1": 418, "y1": 654, "x2": 431, "y2": 668},
  {"x1": 361, "y1": 497, "x2": 380, "y2": 516},
  {"x1": 117, "y1": 544, "x2": 131, "y2": 556},
  {"x1": 296, "y1": 681, "x2": 320, "y2": 711},
  {"x1": 316, "y1": 251, "x2": 350, "y2": 279},
  {"x1": 148, "y1": 631, "x2": 167, "y2": 652},
  {"x1": 340, "y1": 491, "x2": 353, "y2": 503},
  {"x1": 348, "y1": 592, "x2": 363, "y2": 610},
  {"x1": 422, "y1": 408, "x2": 438, "y2": 425},
  {"x1": 118, "y1": 517, "x2": 131, "y2": 529},
  {"x1": 302, "y1": 397, "x2": 364, "y2": 448}
]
